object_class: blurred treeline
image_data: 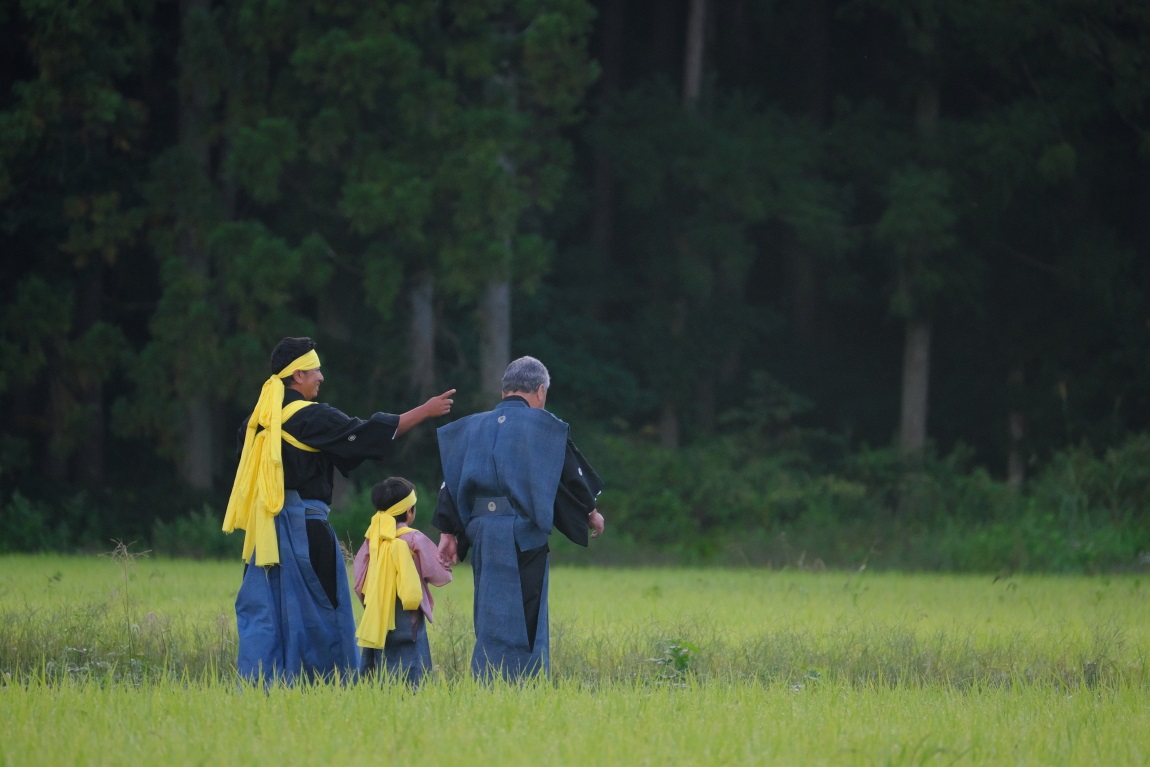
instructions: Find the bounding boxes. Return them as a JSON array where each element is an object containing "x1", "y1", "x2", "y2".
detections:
[{"x1": 3, "y1": 1, "x2": 1150, "y2": 570}]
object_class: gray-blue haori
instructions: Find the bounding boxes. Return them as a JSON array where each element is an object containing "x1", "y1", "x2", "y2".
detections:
[{"x1": 437, "y1": 399, "x2": 569, "y2": 679}]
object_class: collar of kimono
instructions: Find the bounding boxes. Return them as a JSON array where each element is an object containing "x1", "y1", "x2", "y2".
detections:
[{"x1": 219, "y1": 350, "x2": 322, "y2": 567}]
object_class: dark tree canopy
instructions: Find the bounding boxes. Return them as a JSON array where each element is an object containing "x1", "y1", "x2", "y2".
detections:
[{"x1": 2, "y1": 0, "x2": 1149, "y2": 559}]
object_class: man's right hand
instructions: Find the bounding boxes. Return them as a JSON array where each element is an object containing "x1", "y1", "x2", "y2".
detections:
[
  {"x1": 438, "y1": 533, "x2": 459, "y2": 567},
  {"x1": 396, "y1": 388, "x2": 456, "y2": 437},
  {"x1": 424, "y1": 389, "x2": 456, "y2": 417},
  {"x1": 588, "y1": 509, "x2": 605, "y2": 539}
]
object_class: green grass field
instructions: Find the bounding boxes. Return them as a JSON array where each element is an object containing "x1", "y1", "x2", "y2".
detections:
[{"x1": 2, "y1": 552, "x2": 1149, "y2": 765}]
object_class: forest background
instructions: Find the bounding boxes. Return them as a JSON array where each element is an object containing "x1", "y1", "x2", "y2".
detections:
[{"x1": 3, "y1": 0, "x2": 1150, "y2": 572}]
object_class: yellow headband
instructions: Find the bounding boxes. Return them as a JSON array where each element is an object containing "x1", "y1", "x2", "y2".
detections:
[
  {"x1": 277, "y1": 350, "x2": 321, "y2": 379},
  {"x1": 379, "y1": 490, "x2": 417, "y2": 518},
  {"x1": 219, "y1": 347, "x2": 323, "y2": 567}
]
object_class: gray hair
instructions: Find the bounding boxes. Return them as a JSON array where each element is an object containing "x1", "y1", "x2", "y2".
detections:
[{"x1": 501, "y1": 356, "x2": 550, "y2": 394}]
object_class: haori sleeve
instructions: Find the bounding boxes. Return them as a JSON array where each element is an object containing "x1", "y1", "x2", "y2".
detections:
[
  {"x1": 552, "y1": 439, "x2": 601, "y2": 547},
  {"x1": 432, "y1": 482, "x2": 470, "y2": 562},
  {"x1": 289, "y1": 404, "x2": 402, "y2": 473}
]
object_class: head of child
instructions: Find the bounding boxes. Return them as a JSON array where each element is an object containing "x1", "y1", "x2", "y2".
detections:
[{"x1": 373, "y1": 476, "x2": 416, "y2": 526}]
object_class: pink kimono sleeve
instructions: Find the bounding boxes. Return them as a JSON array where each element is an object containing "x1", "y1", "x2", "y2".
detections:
[
  {"x1": 410, "y1": 533, "x2": 452, "y2": 587},
  {"x1": 352, "y1": 541, "x2": 370, "y2": 605}
]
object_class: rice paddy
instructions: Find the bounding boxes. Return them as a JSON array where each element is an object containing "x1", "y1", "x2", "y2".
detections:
[{"x1": 1, "y1": 552, "x2": 1148, "y2": 765}]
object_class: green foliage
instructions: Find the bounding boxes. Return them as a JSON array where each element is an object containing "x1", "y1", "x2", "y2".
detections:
[
  {"x1": 1, "y1": 277, "x2": 72, "y2": 387},
  {"x1": 227, "y1": 118, "x2": 301, "y2": 204},
  {"x1": 1031, "y1": 439, "x2": 1150, "y2": 522},
  {"x1": 152, "y1": 506, "x2": 237, "y2": 560},
  {"x1": 876, "y1": 165, "x2": 956, "y2": 316},
  {"x1": 589, "y1": 80, "x2": 849, "y2": 430},
  {"x1": 583, "y1": 426, "x2": 1150, "y2": 573},
  {"x1": 0, "y1": 490, "x2": 119, "y2": 555},
  {"x1": 3, "y1": 0, "x2": 1150, "y2": 568},
  {"x1": 648, "y1": 638, "x2": 699, "y2": 681},
  {"x1": 0, "y1": 493, "x2": 53, "y2": 554},
  {"x1": 0, "y1": 276, "x2": 131, "y2": 467}
]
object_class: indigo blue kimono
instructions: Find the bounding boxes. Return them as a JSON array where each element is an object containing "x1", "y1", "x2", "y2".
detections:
[{"x1": 434, "y1": 396, "x2": 601, "y2": 680}]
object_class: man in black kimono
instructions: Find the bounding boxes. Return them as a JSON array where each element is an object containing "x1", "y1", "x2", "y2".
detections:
[
  {"x1": 223, "y1": 336, "x2": 455, "y2": 683},
  {"x1": 434, "y1": 356, "x2": 604, "y2": 679}
]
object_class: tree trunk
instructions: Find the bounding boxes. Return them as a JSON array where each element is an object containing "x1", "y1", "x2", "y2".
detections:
[
  {"x1": 46, "y1": 379, "x2": 70, "y2": 483},
  {"x1": 898, "y1": 318, "x2": 932, "y2": 456},
  {"x1": 787, "y1": 0, "x2": 829, "y2": 346},
  {"x1": 650, "y1": 0, "x2": 680, "y2": 81},
  {"x1": 176, "y1": 0, "x2": 216, "y2": 490},
  {"x1": 695, "y1": 343, "x2": 740, "y2": 436},
  {"x1": 598, "y1": 0, "x2": 626, "y2": 91},
  {"x1": 659, "y1": 399, "x2": 681, "y2": 449},
  {"x1": 800, "y1": 0, "x2": 830, "y2": 124},
  {"x1": 1007, "y1": 411, "x2": 1025, "y2": 491},
  {"x1": 1141, "y1": 164, "x2": 1150, "y2": 259},
  {"x1": 408, "y1": 271, "x2": 436, "y2": 399},
  {"x1": 76, "y1": 258, "x2": 106, "y2": 488},
  {"x1": 682, "y1": 0, "x2": 706, "y2": 107},
  {"x1": 181, "y1": 394, "x2": 216, "y2": 489},
  {"x1": 898, "y1": 8, "x2": 939, "y2": 461},
  {"x1": 670, "y1": 0, "x2": 706, "y2": 445},
  {"x1": 478, "y1": 278, "x2": 511, "y2": 403},
  {"x1": 590, "y1": 0, "x2": 625, "y2": 262},
  {"x1": 659, "y1": 297, "x2": 688, "y2": 448},
  {"x1": 1006, "y1": 364, "x2": 1026, "y2": 491},
  {"x1": 786, "y1": 237, "x2": 818, "y2": 345},
  {"x1": 317, "y1": 267, "x2": 357, "y2": 343}
]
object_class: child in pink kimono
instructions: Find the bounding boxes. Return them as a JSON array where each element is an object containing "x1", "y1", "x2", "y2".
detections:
[{"x1": 353, "y1": 476, "x2": 452, "y2": 685}]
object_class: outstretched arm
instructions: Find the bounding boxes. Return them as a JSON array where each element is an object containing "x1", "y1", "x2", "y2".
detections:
[{"x1": 395, "y1": 389, "x2": 456, "y2": 437}]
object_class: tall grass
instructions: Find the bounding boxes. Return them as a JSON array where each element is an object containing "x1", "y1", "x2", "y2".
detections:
[
  {"x1": 2, "y1": 674, "x2": 1148, "y2": 766},
  {"x1": 4, "y1": 555, "x2": 1150, "y2": 764},
  {"x1": 0, "y1": 551, "x2": 236, "y2": 684},
  {"x1": 1, "y1": 554, "x2": 1147, "y2": 691}
]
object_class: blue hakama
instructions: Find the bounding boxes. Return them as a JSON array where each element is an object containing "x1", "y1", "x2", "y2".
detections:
[
  {"x1": 360, "y1": 602, "x2": 432, "y2": 687},
  {"x1": 235, "y1": 491, "x2": 357, "y2": 684},
  {"x1": 468, "y1": 513, "x2": 550, "y2": 680}
]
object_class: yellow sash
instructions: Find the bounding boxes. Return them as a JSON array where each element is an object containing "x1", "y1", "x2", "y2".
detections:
[
  {"x1": 356, "y1": 493, "x2": 423, "y2": 649},
  {"x1": 280, "y1": 400, "x2": 320, "y2": 453},
  {"x1": 221, "y1": 395, "x2": 319, "y2": 566}
]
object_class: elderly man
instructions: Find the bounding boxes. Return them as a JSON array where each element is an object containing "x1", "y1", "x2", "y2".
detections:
[
  {"x1": 222, "y1": 336, "x2": 454, "y2": 683},
  {"x1": 434, "y1": 356, "x2": 604, "y2": 679}
]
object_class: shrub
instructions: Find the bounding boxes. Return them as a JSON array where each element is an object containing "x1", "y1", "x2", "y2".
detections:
[
  {"x1": 1029, "y1": 435, "x2": 1150, "y2": 526},
  {"x1": 152, "y1": 506, "x2": 237, "y2": 560},
  {"x1": 0, "y1": 492, "x2": 53, "y2": 553}
]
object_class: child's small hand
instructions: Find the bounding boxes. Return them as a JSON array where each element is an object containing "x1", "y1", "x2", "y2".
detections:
[{"x1": 438, "y1": 533, "x2": 459, "y2": 566}]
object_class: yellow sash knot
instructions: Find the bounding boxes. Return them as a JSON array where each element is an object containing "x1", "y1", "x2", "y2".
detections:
[
  {"x1": 356, "y1": 490, "x2": 422, "y2": 649},
  {"x1": 221, "y1": 350, "x2": 321, "y2": 566}
]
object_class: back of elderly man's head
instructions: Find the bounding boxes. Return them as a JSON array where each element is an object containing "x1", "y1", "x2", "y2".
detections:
[{"x1": 501, "y1": 356, "x2": 550, "y2": 394}]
